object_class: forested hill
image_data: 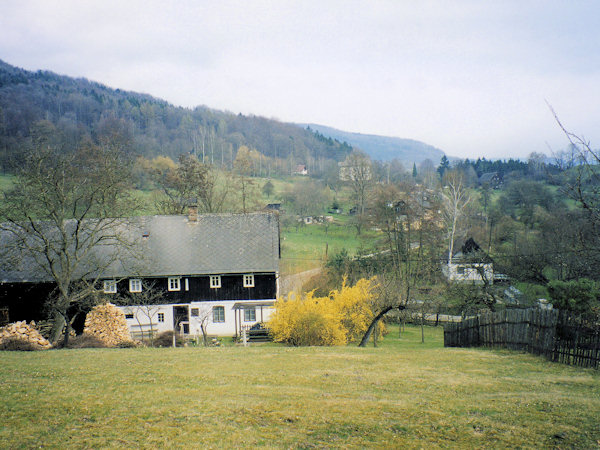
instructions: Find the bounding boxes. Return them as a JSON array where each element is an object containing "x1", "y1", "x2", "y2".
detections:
[
  {"x1": 0, "y1": 59, "x2": 352, "y2": 174},
  {"x1": 300, "y1": 123, "x2": 445, "y2": 165}
]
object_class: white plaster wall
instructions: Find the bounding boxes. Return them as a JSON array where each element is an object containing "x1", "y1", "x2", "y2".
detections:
[
  {"x1": 445, "y1": 263, "x2": 493, "y2": 284},
  {"x1": 118, "y1": 300, "x2": 275, "y2": 338}
]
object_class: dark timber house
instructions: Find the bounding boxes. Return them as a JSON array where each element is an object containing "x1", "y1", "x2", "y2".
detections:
[{"x1": 0, "y1": 211, "x2": 280, "y2": 337}]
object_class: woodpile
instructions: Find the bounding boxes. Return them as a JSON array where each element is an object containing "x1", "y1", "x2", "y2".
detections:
[
  {"x1": 83, "y1": 303, "x2": 133, "y2": 347},
  {"x1": 0, "y1": 321, "x2": 52, "y2": 350}
]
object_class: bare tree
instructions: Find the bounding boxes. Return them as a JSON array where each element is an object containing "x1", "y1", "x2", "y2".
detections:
[
  {"x1": 191, "y1": 304, "x2": 213, "y2": 346},
  {"x1": 0, "y1": 121, "x2": 137, "y2": 345},
  {"x1": 548, "y1": 105, "x2": 600, "y2": 272},
  {"x1": 233, "y1": 146, "x2": 260, "y2": 213},
  {"x1": 341, "y1": 150, "x2": 373, "y2": 235},
  {"x1": 153, "y1": 154, "x2": 208, "y2": 214},
  {"x1": 441, "y1": 170, "x2": 472, "y2": 267},
  {"x1": 118, "y1": 281, "x2": 165, "y2": 345}
]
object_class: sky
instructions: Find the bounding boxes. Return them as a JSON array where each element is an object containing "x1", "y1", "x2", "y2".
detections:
[{"x1": 1, "y1": 0, "x2": 600, "y2": 160}]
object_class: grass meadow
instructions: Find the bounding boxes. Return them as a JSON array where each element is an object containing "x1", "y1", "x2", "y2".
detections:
[
  {"x1": 280, "y1": 219, "x2": 379, "y2": 274},
  {"x1": 1, "y1": 325, "x2": 599, "y2": 448}
]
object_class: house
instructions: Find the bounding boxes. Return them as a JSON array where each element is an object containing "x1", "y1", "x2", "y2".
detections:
[
  {"x1": 478, "y1": 172, "x2": 503, "y2": 189},
  {"x1": 265, "y1": 203, "x2": 282, "y2": 212},
  {"x1": 293, "y1": 164, "x2": 308, "y2": 176},
  {"x1": 443, "y1": 238, "x2": 493, "y2": 284},
  {"x1": 0, "y1": 211, "x2": 280, "y2": 339}
]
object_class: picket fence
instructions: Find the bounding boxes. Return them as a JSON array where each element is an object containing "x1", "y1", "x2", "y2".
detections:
[{"x1": 444, "y1": 308, "x2": 600, "y2": 369}]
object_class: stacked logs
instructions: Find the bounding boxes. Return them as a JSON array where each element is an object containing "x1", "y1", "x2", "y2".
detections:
[
  {"x1": 83, "y1": 303, "x2": 133, "y2": 347},
  {"x1": 0, "y1": 321, "x2": 52, "y2": 350}
]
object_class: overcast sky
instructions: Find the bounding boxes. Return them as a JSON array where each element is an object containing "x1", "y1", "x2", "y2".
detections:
[{"x1": 1, "y1": 1, "x2": 599, "y2": 159}]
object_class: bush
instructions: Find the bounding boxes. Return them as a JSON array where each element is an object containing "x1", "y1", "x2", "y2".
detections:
[
  {"x1": 64, "y1": 333, "x2": 109, "y2": 349},
  {"x1": 268, "y1": 277, "x2": 377, "y2": 346},
  {"x1": 118, "y1": 340, "x2": 141, "y2": 348},
  {"x1": 0, "y1": 337, "x2": 41, "y2": 351},
  {"x1": 547, "y1": 278, "x2": 600, "y2": 320},
  {"x1": 153, "y1": 331, "x2": 183, "y2": 347}
]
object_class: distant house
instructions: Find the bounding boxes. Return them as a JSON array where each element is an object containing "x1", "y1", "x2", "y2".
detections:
[
  {"x1": 443, "y1": 238, "x2": 493, "y2": 284},
  {"x1": 265, "y1": 203, "x2": 282, "y2": 212},
  {"x1": 0, "y1": 211, "x2": 280, "y2": 338},
  {"x1": 478, "y1": 172, "x2": 503, "y2": 189},
  {"x1": 294, "y1": 164, "x2": 308, "y2": 176}
]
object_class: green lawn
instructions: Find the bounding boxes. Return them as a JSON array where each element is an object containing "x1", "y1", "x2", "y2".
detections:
[
  {"x1": 281, "y1": 220, "x2": 379, "y2": 274},
  {"x1": 1, "y1": 326, "x2": 598, "y2": 448}
]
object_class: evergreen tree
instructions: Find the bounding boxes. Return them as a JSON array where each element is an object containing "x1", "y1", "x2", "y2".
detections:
[{"x1": 437, "y1": 155, "x2": 450, "y2": 178}]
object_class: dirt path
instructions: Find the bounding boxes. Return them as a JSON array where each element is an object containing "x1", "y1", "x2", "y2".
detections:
[{"x1": 279, "y1": 267, "x2": 322, "y2": 296}]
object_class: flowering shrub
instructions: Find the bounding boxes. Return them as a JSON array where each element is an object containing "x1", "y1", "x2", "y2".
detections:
[{"x1": 269, "y1": 277, "x2": 378, "y2": 346}]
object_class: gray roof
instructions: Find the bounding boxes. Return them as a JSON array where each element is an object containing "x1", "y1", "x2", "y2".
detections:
[
  {"x1": 479, "y1": 172, "x2": 499, "y2": 183},
  {"x1": 0, "y1": 213, "x2": 280, "y2": 283}
]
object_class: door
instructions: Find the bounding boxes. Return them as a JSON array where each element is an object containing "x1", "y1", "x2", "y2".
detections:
[{"x1": 173, "y1": 306, "x2": 189, "y2": 334}]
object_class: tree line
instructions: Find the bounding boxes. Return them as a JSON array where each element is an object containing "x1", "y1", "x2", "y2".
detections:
[{"x1": 0, "y1": 59, "x2": 352, "y2": 176}]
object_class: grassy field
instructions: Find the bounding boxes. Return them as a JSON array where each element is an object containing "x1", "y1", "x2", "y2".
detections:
[
  {"x1": 1, "y1": 326, "x2": 599, "y2": 448},
  {"x1": 280, "y1": 219, "x2": 379, "y2": 274}
]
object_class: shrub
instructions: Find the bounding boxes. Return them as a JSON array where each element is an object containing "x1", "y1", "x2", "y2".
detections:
[
  {"x1": 153, "y1": 331, "x2": 183, "y2": 347},
  {"x1": 0, "y1": 337, "x2": 40, "y2": 351},
  {"x1": 269, "y1": 277, "x2": 377, "y2": 346},
  {"x1": 65, "y1": 333, "x2": 109, "y2": 349},
  {"x1": 118, "y1": 340, "x2": 141, "y2": 348}
]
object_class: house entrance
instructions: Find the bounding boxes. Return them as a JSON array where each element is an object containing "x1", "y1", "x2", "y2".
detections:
[{"x1": 173, "y1": 306, "x2": 189, "y2": 334}]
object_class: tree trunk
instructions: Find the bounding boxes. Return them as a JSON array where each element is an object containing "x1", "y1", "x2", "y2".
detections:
[
  {"x1": 49, "y1": 311, "x2": 66, "y2": 344},
  {"x1": 358, "y1": 305, "x2": 404, "y2": 347}
]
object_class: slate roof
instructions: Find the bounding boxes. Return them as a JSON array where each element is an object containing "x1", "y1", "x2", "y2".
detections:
[
  {"x1": 478, "y1": 172, "x2": 502, "y2": 185},
  {"x1": 0, "y1": 213, "x2": 280, "y2": 283}
]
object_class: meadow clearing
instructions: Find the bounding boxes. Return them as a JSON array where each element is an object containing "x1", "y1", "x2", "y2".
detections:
[{"x1": 1, "y1": 325, "x2": 599, "y2": 448}]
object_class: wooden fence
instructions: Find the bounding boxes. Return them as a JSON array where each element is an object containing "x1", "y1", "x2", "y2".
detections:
[{"x1": 444, "y1": 308, "x2": 600, "y2": 369}]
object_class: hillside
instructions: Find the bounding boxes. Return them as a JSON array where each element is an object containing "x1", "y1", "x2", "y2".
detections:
[
  {"x1": 301, "y1": 123, "x2": 445, "y2": 165},
  {"x1": 0, "y1": 60, "x2": 351, "y2": 174}
]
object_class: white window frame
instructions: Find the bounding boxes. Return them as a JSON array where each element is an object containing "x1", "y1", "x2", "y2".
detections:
[
  {"x1": 212, "y1": 306, "x2": 225, "y2": 323},
  {"x1": 103, "y1": 280, "x2": 117, "y2": 294},
  {"x1": 168, "y1": 277, "x2": 181, "y2": 291},
  {"x1": 244, "y1": 307, "x2": 256, "y2": 322},
  {"x1": 210, "y1": 275, "x2": 221, "y2": 289},
  {"x1": 243, "y1": 274, "x2": 255, "y2": 288},
  {"x1": 129, "y1": 279, "x2": 142, "y2": 293},
  {"x1": 157, "y1": 312, "x2": 165, "y2": 323}
]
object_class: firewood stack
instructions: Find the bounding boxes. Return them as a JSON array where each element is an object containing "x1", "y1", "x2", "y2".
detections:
[
  {"x1": 0, "y1": 321, "x2": 53, "y2": 349},
  {"x1": 83, "y1": 303, "x2": 132, "y2": 347}
]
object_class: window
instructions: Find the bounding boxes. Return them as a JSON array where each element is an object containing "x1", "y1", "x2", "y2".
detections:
[
  {"x1": 191, "y1": 308, "x2": 199, "y2": 317},
  {"x1": 157, "y1": 313, "x2": 164, "y2": 323},
  {"x1": 129, "y1": 279, "x2": 142, "y2": 293},
  {"x1": 210, "y1": 275, "x2": 221, "y2": 289},
  {"x1": 168, "y1": 277, "x2": 181, "y2": 291},
  {"x1": 212, "y1": 306, "x2": 225, "y2": 323},
  {"x1": 125, "y1": 313, "x2": 134, "y2": 319},
  {"x1": 103, "y1": 280, "x2": 117, "y2": 294},
  {"x1": 243, "y1": 274, "x2": 255, "y2": 288},
  {"x1": 244, "y1": 307, "x2": 256, "y2": 322}
]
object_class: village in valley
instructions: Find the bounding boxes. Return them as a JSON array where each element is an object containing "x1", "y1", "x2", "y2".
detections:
[{"x1": 0, "y1": 3, "x2": 599, "y2": 448}]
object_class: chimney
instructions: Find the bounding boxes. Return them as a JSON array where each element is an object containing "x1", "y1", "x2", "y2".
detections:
[{"x1": 188, "y1": 204, "x2": 198, "y2": 222}]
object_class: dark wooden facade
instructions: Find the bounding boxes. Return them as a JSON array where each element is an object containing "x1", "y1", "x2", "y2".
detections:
[
  {"x1": 113, "y1": 273, "x2": 277, "y2": 303},
  {"x1": 0, "y1": 272, "x2": 277, "y2": 326},
  {"x1": 0, "y1": 282, "x2": 54, "y2": 323}
]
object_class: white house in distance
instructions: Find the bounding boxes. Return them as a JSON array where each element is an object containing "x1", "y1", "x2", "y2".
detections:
[
  {"x1": 443, "y1": 238, "x2": 494, "y2": 284},
  {"x1": 108, "y1": 211, "x2": 280, "y2": 339}
]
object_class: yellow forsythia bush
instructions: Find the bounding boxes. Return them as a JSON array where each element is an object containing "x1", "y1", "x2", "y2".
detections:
[{"x1": 269, "y1": 277, "x2": 378, "y2": 346}]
